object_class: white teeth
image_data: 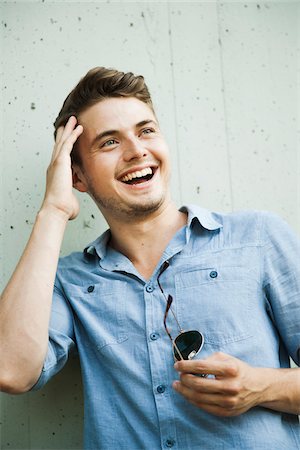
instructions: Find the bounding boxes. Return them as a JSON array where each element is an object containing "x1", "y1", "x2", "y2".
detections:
[{"x1": 121, "y1": 167, "x2": 153, "y2": 182}]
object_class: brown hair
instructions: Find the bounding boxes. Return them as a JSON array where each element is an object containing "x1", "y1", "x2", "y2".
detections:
[{"x1": 53, "y1": 67, "x2": 154, "y2": 164}]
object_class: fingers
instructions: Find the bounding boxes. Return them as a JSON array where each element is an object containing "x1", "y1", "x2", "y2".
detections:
[
  {"x1": 173, "y1": 381, "x2": 239, "y2": 417},
  {"x1": 174, "y1": 352, "x2": 239, "y2": 378},
  {"x1": 172, "y1": 375, "x2": 248, "y2": 417},
  {"x1": 56, "y1": 115, "x2": 77, "y2": 142},
  {"x1": 55, "y1": 126, "x2": 64, "y2": 144},
  {"x1": 175, "y1": 372, "x2": 240, "y2": 396},
  {"x1": 176, "y1": 373, "x2": 217, "y2": 392},
  {"x1": 51, "y1": 116, "x2": 83, "y2": 163},
  {"x1": 173, "y1": 378, "x2": 235, "y2": 408}
]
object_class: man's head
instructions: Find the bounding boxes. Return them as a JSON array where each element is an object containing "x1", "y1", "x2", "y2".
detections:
[
  {"x1": 54, "y1": 67, "x2": 154, "y2": 165},
  {"x1": 54, "y1": 67, "x2": 171, "y2": 222}
]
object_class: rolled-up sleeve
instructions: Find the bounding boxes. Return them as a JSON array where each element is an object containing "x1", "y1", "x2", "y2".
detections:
[
  {"x1": 31, "y1": 283, "x2": 76, "y2": 390},
  {"x1": 262, "y1": 212, "x2": 300, "y2": 366}
]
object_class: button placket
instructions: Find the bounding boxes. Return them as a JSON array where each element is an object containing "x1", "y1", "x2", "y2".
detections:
[{"x1": 144, "y1": 278, "x2": 177, "y2": 450}]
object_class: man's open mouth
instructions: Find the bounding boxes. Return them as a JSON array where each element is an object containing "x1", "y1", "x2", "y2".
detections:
[{"x1": 119, "y1": 167, "x2": 155, "y2": 185}]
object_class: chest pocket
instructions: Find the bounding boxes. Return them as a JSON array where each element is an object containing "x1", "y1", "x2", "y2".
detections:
[
  {"x1": 175, "y1": 266, "x2": 255, "y2": 346},
  {"x1": 66, "y1": 280, "x2": 128, "y2": 352}
]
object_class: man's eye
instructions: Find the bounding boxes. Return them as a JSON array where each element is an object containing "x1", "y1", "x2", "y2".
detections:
[
  {"x1": 141, "y1": 128, "x2": 155, "y2": 135},
  {"x1": 102, "y1": 139, "x2": 117, "y2": 147}
]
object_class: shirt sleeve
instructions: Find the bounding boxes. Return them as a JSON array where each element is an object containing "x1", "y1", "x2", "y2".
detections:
[
  {"x1": 262, "y1": 212, "x2": 300, "y2": 366},
  {"x1": 31, "y1": 283, "x2": 76, "y2": 390}
]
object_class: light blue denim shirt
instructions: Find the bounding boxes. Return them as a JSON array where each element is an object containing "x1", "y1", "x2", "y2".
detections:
[{"x1": 33, "y1": 205, "x2": 300, "y2": 449}]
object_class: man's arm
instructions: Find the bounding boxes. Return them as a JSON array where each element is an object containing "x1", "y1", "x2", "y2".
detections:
[
  {"x1": 173, "y1": 352, "x2": 300, "y2": 416},
  {"x1": 0, "y1": 117, "x2": 83, "y2": 394}
]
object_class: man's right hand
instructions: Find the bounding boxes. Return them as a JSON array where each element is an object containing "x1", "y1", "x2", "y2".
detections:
[{"x1": 42, "y1": 116, "x2": 83, "y2": 221}]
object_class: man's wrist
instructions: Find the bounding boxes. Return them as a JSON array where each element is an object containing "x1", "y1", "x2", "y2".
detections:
[
  {"x1": 257, "y1": 367, "x2": 300, "y2": 414},
  {"x1": 38, "y1": 203, "x2": 71, "y2": 224},
  {"x1": 254, "y1": 367, "x2": 275, "y2": 406}
]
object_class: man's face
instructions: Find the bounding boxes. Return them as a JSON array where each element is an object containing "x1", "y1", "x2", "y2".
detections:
[{"x1": 73, "y1": 97, "x2": 171, "y2": 221}]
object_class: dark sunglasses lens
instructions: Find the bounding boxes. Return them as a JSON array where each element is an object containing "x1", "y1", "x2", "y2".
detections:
[{"x1": 174, "y1": 330, "x2": 203, "y2": 361}]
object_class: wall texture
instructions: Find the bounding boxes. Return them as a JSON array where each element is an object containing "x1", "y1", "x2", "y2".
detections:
[{"x1": 1, "y1": 1, "x2": 299, "y2": 448}]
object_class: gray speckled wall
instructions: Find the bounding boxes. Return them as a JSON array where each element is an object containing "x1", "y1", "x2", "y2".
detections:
[{"x1": 1, "y1": 1, "x2": 299, "y2": 449}]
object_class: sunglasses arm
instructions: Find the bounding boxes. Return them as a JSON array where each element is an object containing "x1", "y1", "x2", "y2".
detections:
[{"x1": 163, "y1": 294, "x2": 174, "y2": 342}]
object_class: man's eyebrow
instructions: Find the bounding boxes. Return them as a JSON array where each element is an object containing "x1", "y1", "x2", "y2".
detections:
[
  {"x1": 136, "y1": 119, "x2": 158, "y2": 128},
  {"x1": 90, "y1": 119, "x2": 158, "y2": 149}
]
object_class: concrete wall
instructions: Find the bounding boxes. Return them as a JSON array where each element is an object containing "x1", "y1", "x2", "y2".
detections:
[{"x1": 1, "y1": 1, "x2": 299, "y2": 448}]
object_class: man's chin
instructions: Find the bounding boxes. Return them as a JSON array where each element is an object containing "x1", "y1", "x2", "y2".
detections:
[
  {"x1": 124, "y1": 200, "x2": 164, "y2": 218},
  {"x1": 93, "y1": 193, "x2": 166, "y2": 220}
]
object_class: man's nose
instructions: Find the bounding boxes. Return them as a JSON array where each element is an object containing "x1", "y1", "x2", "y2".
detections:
[{"x1": 122, "y1": 137, "x2": 147, "y2": 161}]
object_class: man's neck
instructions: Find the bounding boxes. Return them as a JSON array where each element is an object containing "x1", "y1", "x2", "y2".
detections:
[{"x1": 107, "y1": 202, "x2": 187, "y2": 279}]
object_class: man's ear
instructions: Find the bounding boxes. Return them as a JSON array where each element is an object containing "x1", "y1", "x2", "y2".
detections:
[{"x1": 72, "y1": 165, "x2": 88, "y2": 193}]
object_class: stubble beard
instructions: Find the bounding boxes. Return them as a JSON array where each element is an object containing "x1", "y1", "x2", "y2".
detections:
[{"x1": 88, "y1": 186, "x2": 167, "y2": 220}]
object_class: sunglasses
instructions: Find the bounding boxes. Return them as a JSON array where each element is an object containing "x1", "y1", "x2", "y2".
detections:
[{"x1": 157, "y1": 261, "x2": 205, "y2": 362}]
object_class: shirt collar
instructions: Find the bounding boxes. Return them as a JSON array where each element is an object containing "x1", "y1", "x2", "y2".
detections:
[
  {"x1": 84, "y1": 229, "x2": 111, "y2": 259},
  {"x1": 179, "y1": 204, "x2": 223, "y2": 231},
  {"x1": 83, "y1": 204, "x2": 223, "y2": 259}
]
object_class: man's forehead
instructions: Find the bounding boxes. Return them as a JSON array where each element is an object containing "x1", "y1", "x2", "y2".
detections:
[{"x1": 78, "y1": 97, "x2": 156, "y2": 131}]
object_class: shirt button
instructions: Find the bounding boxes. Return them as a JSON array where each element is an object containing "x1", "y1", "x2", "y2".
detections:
[
  {"x1": 209, "y1": 270, "x2": 218, "y2": 279},
  {"x1": 166, "y1": 439, "x2": 175, "y2": 448},
  {"x1": 150, "y1": 332, "x2": 160, "y2": 341},
  {"x1": 157, "y1": 385, "x2": 166, "y2": 394},
  {"x1": 145, "y1": 284, "x2": 154, "y2": 293},
  {"x1": 87, "y1": 285, "x2": 95, "y2": 293}
]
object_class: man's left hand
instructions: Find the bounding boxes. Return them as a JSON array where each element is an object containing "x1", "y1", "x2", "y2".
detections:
[{"x1": 173, "y1": 351, "x2": 267, "y2": 417}]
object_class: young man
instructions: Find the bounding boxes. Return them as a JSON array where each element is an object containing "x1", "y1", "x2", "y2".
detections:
[{"x1": 1, "y1": 67, "x2": 300, "y2": 449}]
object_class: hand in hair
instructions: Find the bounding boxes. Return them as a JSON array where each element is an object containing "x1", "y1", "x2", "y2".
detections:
[{"x1": 42, "y1": 116, "x2": 83, "y2": 221}]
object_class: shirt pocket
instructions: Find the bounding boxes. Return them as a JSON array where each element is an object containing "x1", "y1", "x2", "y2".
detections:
[
  {"x1": 175, "y1": 266, "x2": 255, "y2": 345},
  {"x1": 66, "y1": 280, "x2": 129, "y2": 352}
]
